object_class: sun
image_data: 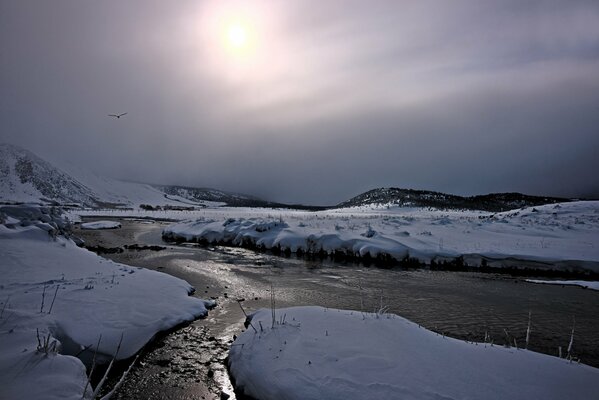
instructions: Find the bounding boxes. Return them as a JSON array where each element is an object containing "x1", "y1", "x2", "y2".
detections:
[
  {"x1": 221, "y1": 19, "x2": 254, "y2": 58},
  {"x1": 227, "y1": 23, "x2": 248, "y2": 48},
  {"x1": 197, "y1": 1, "x2": 276, "y2": 74}
]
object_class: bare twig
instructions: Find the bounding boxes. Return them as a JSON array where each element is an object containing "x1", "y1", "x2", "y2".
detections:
[
  {"x1": 48, "y1": 286, "x2": 59, "y2": 315},
  {"x1": 82, "y1": 335, "x2": 102, "y2": 399},
  {"x1": 36, "y1": 328, "x2": 57, "y2": 355},
  {"x1": 525, "y1": 310, "x2": 532, "y2": 349},
  {"x1": 92, "y1": 333, "x2": 124, "y2": 398},
  {"x1": 358, "y1": 282, "x2": 364, "y2": 312},
  {"x1": 40, "y1": 284, "x2": 47, "y2": 313},
  {"x1": 36, "y1": 328, "x2": 42, "y2": 349},
  {"x1": 503, "y1": 328, "x2": 511, "y2": 347},
  {"x1": 237, "y1": 300, "x2": 257, "y2": 333},
  {"x1": 0, "y1": 296, "x2": 10, "y2": 318},
  {"x1": 567, "y1": 316, "x2": 575, "y2": 360},
  {"x1": 99, "y1": 353, "x2": 140, "y2": 400},
  {"x1": 74, "y1": 343, "x2": 94, "y2": 358},
  {"x1": 270, "y1": 283, "x2": 276, "y2": 329}
]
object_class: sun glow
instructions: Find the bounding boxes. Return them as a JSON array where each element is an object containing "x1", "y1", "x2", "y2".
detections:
[
  {"x1": 195, "y1": 0, "x2": 292, "y2": 84},
  {"x1": 227, "y1": 23, "x2": 248, "y2": 48}
]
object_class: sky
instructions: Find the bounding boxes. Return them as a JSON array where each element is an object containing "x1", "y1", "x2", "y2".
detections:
[{"x1": 1, "y1": 0, "x2": 599, "y2": 205}]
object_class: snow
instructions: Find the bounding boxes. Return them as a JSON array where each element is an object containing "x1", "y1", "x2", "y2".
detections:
[
  {"x1": 0, "y1": 144, "x2": 97, "y2": 206},
  {"x1": 50, "y1": 160, "x2": 215, "y2": 208},
  {"x1": 161, "y1": 201, "x2": 599, "y2": 272},
  {"x1": 80, "y1": 220, "x2": 122, "y2": 230},
  {"x1": 526, "y1": 279, "x2": 599, "y2": 291},
  {"x1": 0, "y1": 206, "x2": 214, "y2": 399},
  {"x1": 0, "y1": 143, "x2": 215, "y2": 208},
  {"x1": 229, "y1": 306, "x2": 599, "y2": 400}
]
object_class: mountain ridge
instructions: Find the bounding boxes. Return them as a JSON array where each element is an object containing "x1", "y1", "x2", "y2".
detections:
[
  {"x1": 335, "y1": 187, "x2": 571, "y2": 212},
  {"x1": 0, "y1": 144, "x2": 258, "y2": 208},
  {"x1": 0, "y1": 143, "x2": 573, "y2": 211}
]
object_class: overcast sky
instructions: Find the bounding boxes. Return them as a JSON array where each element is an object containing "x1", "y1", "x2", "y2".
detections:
[{"x1": 1, "y1": 0, "x2": 598, "y2": 205}]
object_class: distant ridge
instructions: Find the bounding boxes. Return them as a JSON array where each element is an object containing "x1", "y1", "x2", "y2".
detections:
[
  {"x1": 335, "y1": 187, "x2": 570, "y2": 212},
  {"x1": 153, "y1": 185, "x2": 269, "y2": 207},
  {"x1": 0, "y1": 144, "x2": 572, "y2": 211},
  {"x1": 0, "y1": 144, "x2": 260, "y2": 208},
  {"x1": 153, "y1": 185, "x2": 326, "y2": 210}
]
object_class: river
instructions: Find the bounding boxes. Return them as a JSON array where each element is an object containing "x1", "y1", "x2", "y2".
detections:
[{"x1": 75, "y1": 218, "x2": 599, "y2": 400}]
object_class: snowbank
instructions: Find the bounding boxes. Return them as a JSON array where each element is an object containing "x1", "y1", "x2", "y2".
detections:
[
  {"x1": 0, "y1": 206, "x2": 214, "y2": 399},
  {"x1": 80, "y1": 220, "x2": 122, "y2": 230},
  {"x1": 163, "y1": 201, "x2": 599, "y2": 271},
  {"x1": 526, "y1": 279, "x2": 599, "y2": 291},
  {"x1": 229, "y1": 306, "x2": 599, "y2": 400}
]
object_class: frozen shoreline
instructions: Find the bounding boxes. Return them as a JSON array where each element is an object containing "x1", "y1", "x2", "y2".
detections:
[
  {"x1": 0, "y1": 206, "x2": 214, "y2": 399},
  {"x1": 526, "y1": 279, "x2": 599, "y2": 291},
  {"x1": 161, "y1": 201, "x2": 599, "y2": 274},
  {"x1": 58, "y1": 214, "x2": 599, "y2": 398}
]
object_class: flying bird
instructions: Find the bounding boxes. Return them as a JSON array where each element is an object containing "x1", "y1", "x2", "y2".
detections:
[{"x1": 108, "y1": 112, "x2": 128, "y2": 119}]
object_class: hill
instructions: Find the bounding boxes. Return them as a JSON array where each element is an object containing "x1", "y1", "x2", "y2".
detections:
[
  {"x1": 335, "y1": 187, "x2": 569, "y2": 212},
  {"x1": 0, "y1": 144, "x2": 256, "y2": 208}
]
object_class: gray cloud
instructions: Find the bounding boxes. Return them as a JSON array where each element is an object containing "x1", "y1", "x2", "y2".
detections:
[{"x1": 1, "y1": 0, "x2": 598, "y2": 204}]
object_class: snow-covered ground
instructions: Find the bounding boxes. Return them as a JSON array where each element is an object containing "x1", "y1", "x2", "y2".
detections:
[
  {"x1": 4, "y1": 199, "x2": 598, "y2": 398},
  {"x1": 526, "y1": 279, "x2": 599, "y2": 291},
  {"x1": 80, "y1": 220, "x2": 122, "y2": 230},
  {"x1": 160, "y1": 201, "x2": 599, "y2": 272},
  {"x1": 0, "y1": 206, "x2": 214, "y2": 399},
  {"x1": 229, "y1": 306, "x2": 599, "y2": 400}
]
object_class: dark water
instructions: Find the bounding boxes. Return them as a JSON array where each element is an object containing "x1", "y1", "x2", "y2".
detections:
[
  {"x1": 76, "y1": 219, "x2": 599, "y2": 399},
  {"x1": 180, "y1": 245, "x2": 599, "y2": 366}
]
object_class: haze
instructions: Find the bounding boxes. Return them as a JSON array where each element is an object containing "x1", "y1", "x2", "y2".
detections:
[{"x1": 1, "y1": 0, "x2": 599, "y2": 205}]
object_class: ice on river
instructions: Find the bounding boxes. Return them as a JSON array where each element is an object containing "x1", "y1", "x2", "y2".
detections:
[{"x1": 80, "y1": 220, "x2": 122, "y2": 230}]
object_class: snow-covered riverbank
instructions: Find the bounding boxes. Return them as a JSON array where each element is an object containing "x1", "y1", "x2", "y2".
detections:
[
  {"x1": 229, "y1": 306, "x2": 599, "y2": 400},
  {"x1": 526, "y1": 279, "x2": 599, "y2": 291},
  {"x1": 162, "y1": 201, "x2": 599, "y2": 272},
  {"x1": 0, "y1": 206, "x2": 214, "y2": 399}
]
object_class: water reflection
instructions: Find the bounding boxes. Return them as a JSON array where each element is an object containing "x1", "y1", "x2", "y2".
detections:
[{"x1": 178, "y1": 244, "x2": 599, "y2": 367}]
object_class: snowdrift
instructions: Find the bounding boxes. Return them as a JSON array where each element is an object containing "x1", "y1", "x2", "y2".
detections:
[
  {"x1": 163, "y1": 201, "x2": 599, "y2": 272},
  {"x1": 229, "y1": 306, "x2": 599, "y2": 400},
  {"x1": 0, "y1": 205, "x2": 214, "y2": 399}
]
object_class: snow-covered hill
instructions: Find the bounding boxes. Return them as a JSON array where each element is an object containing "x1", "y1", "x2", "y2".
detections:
[
  {"x1": 54, "y1": 159, "x2": 206, "y2": 208},
  {"x1": 154, "y1": 184, "x2": 271, "y2": 207},
  {"x1": 0, "y1": 143, "x2": 99, "y2": 206},
  {"x1": 0, "y1": 144, "x2": 248, "y2": 208},
  {"x1": 336, "y1": 187, "x2": 570, "y2": 212}
]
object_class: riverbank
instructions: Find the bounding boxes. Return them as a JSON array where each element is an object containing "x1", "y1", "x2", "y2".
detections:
[
  {"x1": 75, "y1": 216, "x2": 599, "y2": 400},
  {"x1": 0, "y1": 206, "x2": 214, "y2": 399},
  {"x1": 74, "y1": 218, "x2": 252, "y2": 399},
  {"x1": 162, "y1": 201, "x2": 599, "y2": 275},
  {"x1": 230, "y1": 306, "x2": 599, "y2": 400}
]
